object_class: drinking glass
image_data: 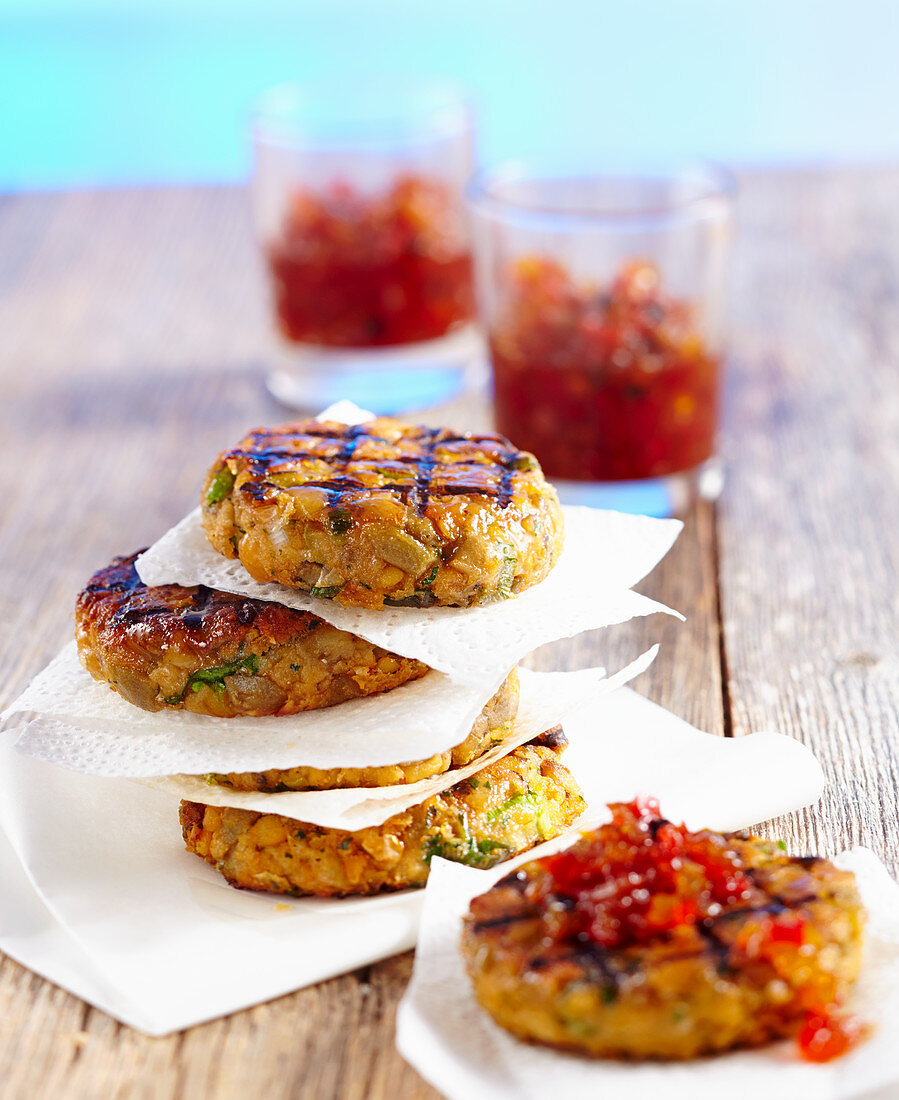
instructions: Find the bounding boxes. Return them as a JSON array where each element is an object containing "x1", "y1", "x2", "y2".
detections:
[
  {"x1": 252, "y1": 77, "x2": 481, "y2": 414},
  {"x1": 468, "y1": 160, "x2": 735, "y2": 515}
]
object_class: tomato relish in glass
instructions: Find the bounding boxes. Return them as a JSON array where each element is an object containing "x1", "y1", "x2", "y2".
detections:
[
  {"x1": 533, "y1": 799, "x2": 864, "y2": 1062},
  {"x1": 266, "y1": 174, "x2": 474, "y2": 348},
  {"x1": 489, "y1": 258, "x2": 721, "y2": 482}
]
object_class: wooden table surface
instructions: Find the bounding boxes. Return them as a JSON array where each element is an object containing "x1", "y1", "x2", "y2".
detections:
[{"x1": 0, "y1": 169, "x2": 897, "y2": 1098}]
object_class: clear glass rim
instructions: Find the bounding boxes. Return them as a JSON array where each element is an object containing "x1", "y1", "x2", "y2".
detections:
[
  {"x1": 252, "y1": 76, "x2": 474, "y2": 149},
  {"x1": 466, "y1": 158, "x2": 736, "y2": 231}
]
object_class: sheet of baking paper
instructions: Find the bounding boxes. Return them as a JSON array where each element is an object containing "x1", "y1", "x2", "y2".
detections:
[
  {"x1": 0, "y1": 686, "x2": 826, "y2": 1038},
  {"x1": 139, "y1": 658, "x2": 656, "y2": 830},
  {"x1": 5, "y1": 642, "x2": 650, "y2": 777},
  {"x1": 398, "y1": 845, "x2": 899, "y2": 1100},
  {"x1": 135, "y1": 506, "x2": 682, "y2": 687}
]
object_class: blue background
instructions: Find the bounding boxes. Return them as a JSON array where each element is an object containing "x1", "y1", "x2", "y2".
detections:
[{"x1": 2, "y1": 0, "x2": 897, "y2": 190}]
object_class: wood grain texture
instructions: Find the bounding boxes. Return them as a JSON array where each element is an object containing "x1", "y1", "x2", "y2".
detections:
[
  {"x1": 0, "y1": 170, "x2": 893, "y2": 1097},
  {"x1": 721, "y1": 170, "x2": 899, "y2": 869}
]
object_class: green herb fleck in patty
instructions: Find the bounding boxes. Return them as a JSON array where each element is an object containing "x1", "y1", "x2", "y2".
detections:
[
  {"x1": 165, "y1": 654, "x2": 259, "y2": 705},
  {"x1": 205, "y1": 466, "x2": 235, "y2": 506}
]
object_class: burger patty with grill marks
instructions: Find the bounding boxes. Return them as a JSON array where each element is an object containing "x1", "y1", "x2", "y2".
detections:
[
  {"x1": 462, "y1": 801, "x2": 865, "y2": 1061},
  {"x1": 76, "y1": 552, "x2": 428, "y2": 717},
  {"x1": 200, "y1": 417, "x2": 564, "y2": 609}
]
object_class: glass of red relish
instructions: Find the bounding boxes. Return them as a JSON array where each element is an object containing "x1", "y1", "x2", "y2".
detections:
[
  {"x1": 467, "y1": 161, "x2": 735, "y2": 515},
  {"x1": 252, "y1": 78, "x2": 480, "y2": 413}
]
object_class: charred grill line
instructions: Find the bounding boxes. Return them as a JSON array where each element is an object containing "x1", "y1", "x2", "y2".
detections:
[
  {"x1": 94, "y1": 558, "x2": 276, "y2": 633},
  {"x1": 410, "y1": 427, "x2": 442, "y2": 515},
  {"x1": 308, "y1": 480, "x2": 415, "y2": 501},
  {"x1": 296, "y1": 476, "x2": 368, "y2": 493},
  {"x1": 187, "y1": 586, "x2": 221, "y2": 611},
  {"x1": 431, "y1": 450, "x2": 523, "y2": 508},
  {"x1": 529, "y1": 725, "x2": 568, "y2": 749},
  {"x1": 231, "y1": 438, "x2": 368, "y2": 475},
  {"x1": 328, "y1": 423, "x2": 369, "y2": 507},
  {"x1": 742, "y1": 865, "x2": 820, "y2": 909},
  {"x1": 470, "y1": 909, "x2": 539, "y2": 933},
  {"x1": 85, "y1": 555, "x2": 145, "y2": 598},
  {"x1": 496, "y1": 869, "x2": 531, "y2": 893},
  {"x1": 85, "y1": 579, "x2": 131, "y2": 594},
  {"x1": 693, "y1": 890, "x2": 818, "y2": 973},
  {"x1": 498, "y1": 463, "x2": 515, "y2": 508},
  {"x1": 239, "y1": 481, "x2": 277, "y2": 501},
  {"x1": 236, "y1": 446, "x2": 313, "y2": 471},
  {"x1": 534, "y1": 939, "x2": 623, "y2": 996},
  {"x1": 694, "y1": 919, "x2": 734, "y2": 971},
  {"x1": 336, "y1": 423, "x2": 366, "y2": 463},
  {"x1": 101, "y1": 558, "x2": 165, "y2": 624},
  {"x1": 292, "y1": 424, "x2": 392, "y2": 444},
  {"x1": 429, "y1": 482, "x2": 502, "y2": 499},
  {"x1": 227, "y1": 424, "x2": 524, "y2": 507},
  {"x1": 112, "y1": 605, "x2": 171, "y2": 624},
  {"x1": 707, "y1": 895, "x2": 818, "y2": 926},
  {"x1": 236, "y1": 423, "x2": 391, "y2": 475},
  {"x1": 236, "y1": 437, "x2": 332, "y2": 477}
]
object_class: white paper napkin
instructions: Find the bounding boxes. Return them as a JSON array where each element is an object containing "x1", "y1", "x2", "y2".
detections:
[
  {"x1": 0, "y1": 687, "x2": 824, "y2": 1037},
  {"x1": 4, "y1": 636, "x2": 657, "y2": 779},
  {"x1": 135, "y1": 506, "x2": 681, "y2": 687},
  {"x1": 399, "y1": 848, "x2": 899, "y2": 1100},
  {"x1": 4, "y1": 643, "x2": 512, "y2": 776},
  {"x1": 139, "y1": 659, "x2": 656, "y2": 830}
]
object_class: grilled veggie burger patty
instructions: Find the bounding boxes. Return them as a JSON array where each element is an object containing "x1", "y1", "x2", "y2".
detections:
[
  {"x1": 76, "y1": 552, "x2": 428, "y2": 716},
  {"x1": 206, "y1": 668, "x2": 519, "y2": 791},
  {"x1": 462, "y1": 798, "x2": 864, "y2": 1061},
  {"x1": 180, "y1": 728, "x2": 584, "y2": 897},
  {"x1": 201, "y1": 417, "x2": 564, "y2": 609}
]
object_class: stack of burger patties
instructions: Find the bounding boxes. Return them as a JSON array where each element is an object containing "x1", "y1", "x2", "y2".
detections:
[{"x1": 74, "y1": 417, "x2": 585, "y2": 897}]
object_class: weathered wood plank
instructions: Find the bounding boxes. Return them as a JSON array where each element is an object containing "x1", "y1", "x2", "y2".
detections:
[{"x1": 720, "y1": 169, "x2": 899, "y2": 869}]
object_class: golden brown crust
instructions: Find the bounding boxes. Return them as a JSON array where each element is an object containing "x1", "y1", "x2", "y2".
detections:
[
  {"x1": 75, "y1": 552, "x2": 427, "y2": 716},
  {"x1": 461, "y1": 835, "x2": 865, "y2": 1060},
  {"x1": 200, "y1": 418, "x2": 564, "y2": 609},
  {"x1": 208, "y1": 668, "x2": 520, "y2": 790},
  {"x1": 180, "y1": 735, "x2": 585, "y2": 897}
]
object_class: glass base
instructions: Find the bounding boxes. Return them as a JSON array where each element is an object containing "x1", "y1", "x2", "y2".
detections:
[
  {"x1": 266, "y1": 326, "x2": 484, "y2": 415},
  {"x1": 551, "y1": 458, "x2": 724, "y2": 517}
]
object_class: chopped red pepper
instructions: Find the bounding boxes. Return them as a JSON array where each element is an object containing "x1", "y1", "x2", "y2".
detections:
[
  {"x1": 539, "y1": 798, "x2": 751, "y2": 949},
  {"x1": 799, "y1": 1009, "x2": 864, "y2": 1062},
  {"x1": 266, "y1": 174, "x2": 473, "y2": 348},
  {"x1": 489, "y1": 258, "x2": 722, "y2": 481}
]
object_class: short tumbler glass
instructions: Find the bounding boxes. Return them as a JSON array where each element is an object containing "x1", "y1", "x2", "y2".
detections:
[
  {"x1": 253, "y1": 77, "x2": 480, "y2": 415},
  {"x1": 468, "y1": 161, "x2": 735, "y2": 515}
]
